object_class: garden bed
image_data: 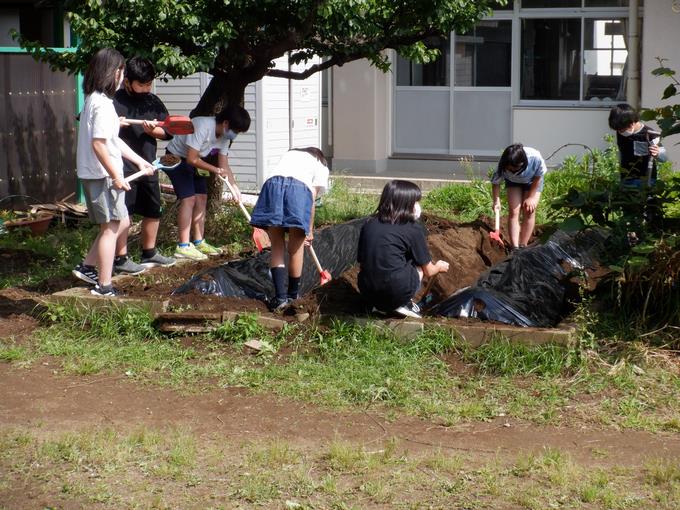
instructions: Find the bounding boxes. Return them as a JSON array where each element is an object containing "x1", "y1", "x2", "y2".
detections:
[{"x1": 107, "y1": 215, "x2": 509, "y2": 318}]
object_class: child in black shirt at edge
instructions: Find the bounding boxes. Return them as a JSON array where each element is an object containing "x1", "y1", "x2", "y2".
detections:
[
  {"x1": 608, "y1": 103, "x2": 667, "y2": 186},
  {"x1": 357, "y1": 180, "x2": 449, "y2": 319}
]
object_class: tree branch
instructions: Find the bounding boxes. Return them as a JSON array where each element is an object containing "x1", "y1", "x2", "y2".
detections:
[{"x1": 266, "y1": 55, "x2": 349, "y2": 79}]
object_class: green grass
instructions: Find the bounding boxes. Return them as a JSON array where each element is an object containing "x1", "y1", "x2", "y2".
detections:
[
  {"x1": 1, "y1": 426, "x2": 677, "y2": 509},
  {"x1": 0, "y1": 222, "x2": 97, "y2": 288},
  {"x1": 314, "y1": 178, "x2": 377, "y2": 225},
  {"x1": 8, "y1": 304, "x2": 679, "y2": 433}
]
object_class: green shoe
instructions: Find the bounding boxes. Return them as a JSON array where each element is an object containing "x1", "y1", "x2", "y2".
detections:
[
  {"x1": 174, "y1": 244, "x2": 208, "y2": 261},
  {"x1": 194, "y1": 240, "x2": 223, "y2": 256}
]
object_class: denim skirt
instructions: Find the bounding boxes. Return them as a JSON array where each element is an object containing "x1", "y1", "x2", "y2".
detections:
[{"x1": 250, "y1": 176, "x2": 313, "y2": 235}]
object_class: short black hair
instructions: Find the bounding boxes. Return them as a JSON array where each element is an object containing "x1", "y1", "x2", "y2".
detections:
[
  {"x1": 375, "y1": 180, "x2": 422, "y2": 224},
  {"x1": 499, "y1": 143, "x2": 528, "y2": 173},
  {"x1": 216, "y1": 103, "x2": 251, "y2": 133},
  {"x1": 291, "y1": 147, "x2": 327, "y2": 167},
  {"x1": 608, "y1": 103, "x2": 640, "y2": 131},
  {"x1": 83, "y1": 48, "x2": 125, "y2": 98},
  {"x1": 125, "y1": 56, "x2": 156, "y2": 83}
]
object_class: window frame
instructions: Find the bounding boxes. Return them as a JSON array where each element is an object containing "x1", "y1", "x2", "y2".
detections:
[{"x1": 515, "y1": 3, "x2": 638, "y2": 107}]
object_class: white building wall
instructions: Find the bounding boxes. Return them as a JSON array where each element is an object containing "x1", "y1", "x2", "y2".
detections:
[
  {"x1": 512, "y1": 108, "x2": 612, "y2": 162},
  {"x1": 332, "y1": 59, "x2": 390, "y2": 173},
  {"x1": 641, "y1": 1, "x2": 680, "y2": 166},
  {"x1": 258, "y1": 54, "x2": 323, "y2": 183}
]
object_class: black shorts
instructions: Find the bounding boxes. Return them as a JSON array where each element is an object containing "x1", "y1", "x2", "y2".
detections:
[{"x1": 124, "y1": 174, "x2": 162, "y2": 218}]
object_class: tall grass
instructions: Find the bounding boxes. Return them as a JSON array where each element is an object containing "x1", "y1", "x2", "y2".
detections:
[
  {"x1": 314, "y1": 178, "x2": 377, "y2": 225},
  {"x1": 0, "y1": 222, "x2": 97, "y2": 288}
]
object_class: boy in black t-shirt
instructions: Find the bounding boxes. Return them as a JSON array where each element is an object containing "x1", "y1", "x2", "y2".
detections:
[
  {"x1": 113, "y1": 57, "x2": 176, "y2": 272},
  {"x1": 358, "y1": 180, "x2": 449, "y2": 318},
  {"x1": 608, "y1": 103, "x2": 667, "y2": 186}
]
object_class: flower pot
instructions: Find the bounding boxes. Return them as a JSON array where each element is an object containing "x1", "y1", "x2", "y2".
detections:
[{"x1": 4, "y1": 213, "x2": 54, "y2": 236}]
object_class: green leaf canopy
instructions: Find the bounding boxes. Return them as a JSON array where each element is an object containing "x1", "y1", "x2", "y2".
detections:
[{"x1": 17, "y1": 0, "x2": 499, "y2": 113}]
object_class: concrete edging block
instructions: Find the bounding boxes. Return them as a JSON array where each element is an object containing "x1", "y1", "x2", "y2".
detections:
[
  {"x1": 435, "y1": 320, "x2": 576, "y2": 348},
  {"x1": 46, "y1": 287, "x2": 169, "y2": 314}
]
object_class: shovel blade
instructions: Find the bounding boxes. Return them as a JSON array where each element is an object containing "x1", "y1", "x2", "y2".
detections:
[
  {"x1": 489, "y1": 230, "x2": 503, "y2": 246},
  {"x1": 252, "y1": 228, "x2": 271, "y2": 252},
  {"x1": 319, "y1": 270, "x2": 332, "y2": 286}
]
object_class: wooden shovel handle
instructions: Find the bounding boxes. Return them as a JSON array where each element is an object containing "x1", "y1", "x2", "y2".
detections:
[
  {"x1": 125, "y1": 168, "x2": 155, "y2": 183},
  {"x1": 220, "y1": 176, "x2": 251, "y2": 221},
  {"x1": 307, "y1": 245, "x2": 324, "y2": 274}
]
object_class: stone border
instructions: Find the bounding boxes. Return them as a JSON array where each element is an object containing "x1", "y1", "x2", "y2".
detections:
[
  {"x1": 350, "y1": 316, "x2": 575, "y2": 346},
  {"x1": 45, "y1": 286, "x2": 574, "y2": 346}
]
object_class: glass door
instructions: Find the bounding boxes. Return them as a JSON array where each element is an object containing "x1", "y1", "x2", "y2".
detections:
[{"x1": 452, "y1": 19, "x2": 513, "y2": 156}]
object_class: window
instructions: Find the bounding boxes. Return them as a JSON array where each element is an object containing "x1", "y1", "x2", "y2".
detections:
[
  {"x1": 521, "y1": 16, "x2": 629, "y2": 102},
  {"x1": 522, "y1": 0, "x2": 580, "y2": 7},
  {"x1": 521, "y1": 18, "x2": 581, "y2": 100},
  {"x1": 0, "y1": 6, "x2": 63, "y2": 47},
  {"x1": 583, "y1": 19, "x2": 627, "y2": 100},
  {"x1": 454, "y1": 20, "x2": 512, "y2": 87},
  {"x1": 396, "y1": 37, "x2": 450, "y2": 86},
  {"x1": 491, "y1": 0, "x2": 514, "y2": 9},
  {"x1": 522, "y1": 0, "x2": 631, "y2": 6}
]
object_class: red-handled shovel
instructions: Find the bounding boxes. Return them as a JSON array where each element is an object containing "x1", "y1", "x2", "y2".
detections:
[
  {"x1": 307, "y1": 245, "x2": 332, "y2": 286},
  {"x1": 123, "y1": 115, "x2": 194, "y2": 135},
  {"x1": 220, "y1": 176, "x2": 271, "y2": 252},
  {"x1": 489, "y1": 207, "x2": 503, "y2": 246}
]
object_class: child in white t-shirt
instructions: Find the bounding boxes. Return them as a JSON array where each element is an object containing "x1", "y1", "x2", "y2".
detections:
[
  {"x1": 250, "y1": 148, "x2": 329, "y2": 311},
  {"x1": 164, "y1": 104, "x2": 251, "y2": 261},
  {"x1": 72, "y1": 48, "x2": 154, "y2": 296}
]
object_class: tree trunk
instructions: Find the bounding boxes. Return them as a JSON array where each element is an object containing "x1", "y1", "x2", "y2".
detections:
[{"x1": 190, "y1": 72, "x2": 249, "y2": 220}]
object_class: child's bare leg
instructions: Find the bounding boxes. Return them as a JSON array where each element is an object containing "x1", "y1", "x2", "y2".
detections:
[
  {"x1": 115, "y1": 218, "x2": 131, "y2": 257},
  {"x1": 95, "y1": 219, "x2": 124, "y2": 286},
  {"x1": 268, "y1": 227, "x2": 288, "y2": 300},
  {"x1": 140, "y1": 217, "x2": 160, "y2": 251},
  {"x1": 287, "y1": 229, "x2": 306, "y2": 278},
  {"x1": 268, "y1": 227, "x2": 286, "y2": 267},
  {"x1": 177, "y1": 196, "x2": 196, "y2": 244},
  {"x1": 287, "y1": 229, "x2": 306, "y2": 300},
  {"x1": 192, "y1": 193, "x2": 207, "y2": 241},
  {"x1": 506, "y1": 187, "x2": 523, "y2": 247},
  {"x1": 520, "y1": 191, "x2": 540, "y2": 246}
]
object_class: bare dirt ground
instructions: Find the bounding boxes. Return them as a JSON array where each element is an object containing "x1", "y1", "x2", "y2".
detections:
[
  {"x1": 2, "y1": 360, "x2": 680, "y2": 508},
  {"x1": 2, "y1": 363, "x2": 679, "y2": 464}
]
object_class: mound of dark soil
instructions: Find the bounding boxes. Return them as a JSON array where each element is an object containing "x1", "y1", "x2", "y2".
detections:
[{"x1": 116, "y1": 215, "x2": 508, "y2": 317}]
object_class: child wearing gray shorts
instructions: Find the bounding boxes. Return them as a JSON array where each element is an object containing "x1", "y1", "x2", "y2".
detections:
[{"x1": 72, "y1": 48, "x2": 154, "y2": 296}]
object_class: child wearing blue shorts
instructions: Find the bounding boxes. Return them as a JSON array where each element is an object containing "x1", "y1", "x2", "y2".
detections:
[
  {"x1": 164, "y1": 104, "x2": 250, "y2": 261},
  {"x1": 491, "y1": 144, "x2": 547, "y2": 249},
  {"x1": 250, "y1": 147, "x2": 329, "y2": 311}
]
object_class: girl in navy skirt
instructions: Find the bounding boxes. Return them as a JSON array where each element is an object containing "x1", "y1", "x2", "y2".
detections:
[{"x1": 250, "y1": 147, "x2": 329, "y2": 311}]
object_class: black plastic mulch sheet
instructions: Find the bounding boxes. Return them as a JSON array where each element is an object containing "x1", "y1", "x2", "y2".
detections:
[
  {"x1": 173, "y1": 218, "x2": 368, "y2": 301},
  {"x1": 429, "y1": 229, "x2": 609, "y2": 328}
]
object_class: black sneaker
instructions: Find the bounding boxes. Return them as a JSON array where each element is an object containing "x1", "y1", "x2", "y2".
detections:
[
  {"x1": 394, "y1": 301, "x2": 422, "y2": 319},
  {"x1": 268, "y1": 297, "x2": 291, "y2": 312},
  {"x1": 113, "y1": 257, "x2": 147, "y2": 275},
  {"x1": 72, "y1": 263, "x2": 98, "y2": 285},
  {"x1": 90, "y1": 284, "x2": 119, "y2": 297}
]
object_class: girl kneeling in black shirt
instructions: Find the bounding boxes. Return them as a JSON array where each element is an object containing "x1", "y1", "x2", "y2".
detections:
[{"x1": 357, "y1": 180, "x2": 449, "y2": 318}]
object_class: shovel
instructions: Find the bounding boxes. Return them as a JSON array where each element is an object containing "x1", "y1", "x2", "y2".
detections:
[
  {"x1": 123, "y1": 115, "x2": 194, "y2": 135},
  {"x1": 125, "y1": 157, "x2": 181, "y2": 183},
  {"x1": 489, "y1": 207, "x2": 503, "y2": 246},
  {"x1": 220, "y1": 176, "x2": 271, "y2": 252},
  {"x1": 307, "y1": 244, "x2": 332, "y2": 286}
]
